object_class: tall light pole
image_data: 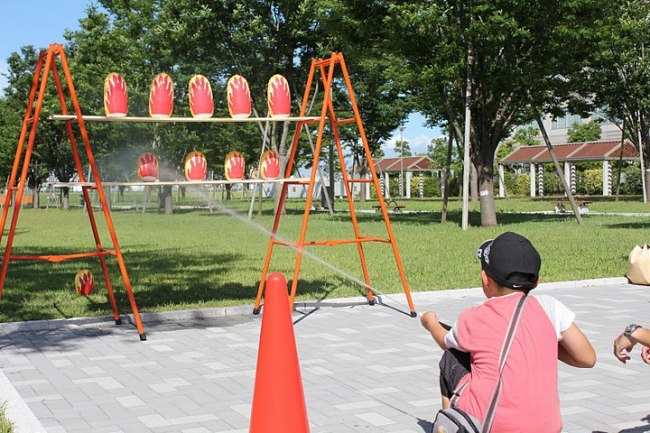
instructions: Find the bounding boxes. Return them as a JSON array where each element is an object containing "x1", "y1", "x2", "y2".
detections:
[{"x1": 399, "y1": 126, "x2": 405, "y2": 198}]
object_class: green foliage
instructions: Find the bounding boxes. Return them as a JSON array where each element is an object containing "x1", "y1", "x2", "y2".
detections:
[
  {"x1": 498, "y1": 126, "x2": 540, "y2": 177},
  {"x1": 409, "y1": 174, "x2": 441, "y2": 197},
  {"x1": 502, "y1": 172, "x2": 531, "y2": 196},
  {"x1": 567, "y1": 121, "x2": 602, "y2": 143},
  {"x1": 570, "y1": 0, "x2": 650, "y2": 175},
  {"x1": 371, "y1": 0, "x2": 612, "y2": 225},
  {"x1": 621, "y1": 164, "x2": 643, "y2": 195},
  {"x1": 0, "y1": 402, "x2": 13, "y2": 433},
  {"x1": 541, "y1": 169, "x2": 563, "y2": 196},
  {"x1": 514, "y1": 173, "x2": 531, "y2": 196},
  {"x1": 427, "y1": 136, "x2": 462, "y2": 197},
  {"x1": 394, "y1": 140, "x2": 412, "y2": 157},
  {"x1": 576, "y1": 168, "x2": 603, "y2": 195}
]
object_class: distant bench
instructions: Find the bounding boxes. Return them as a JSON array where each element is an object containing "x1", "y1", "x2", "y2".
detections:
[
  {"x1": 373, "y1": 200, "x2": 405, "y2": 213},
  {"x1": 551, "y1": 200, "x2": 593, "y2": 215}
]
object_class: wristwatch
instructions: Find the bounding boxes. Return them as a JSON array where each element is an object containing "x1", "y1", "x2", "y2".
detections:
[{"x1": 624, "y1": 324, "x2": 642, "y2": 343}]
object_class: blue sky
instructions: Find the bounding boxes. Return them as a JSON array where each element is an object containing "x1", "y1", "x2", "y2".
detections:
[{"x1": 0, "y1": 0, "x2": 442, "y2": 155}]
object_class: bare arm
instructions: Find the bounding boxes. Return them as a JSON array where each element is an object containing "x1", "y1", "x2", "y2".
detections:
[
  {"x1": 558, "y1": 323, "x2": 596, "y2": 368},
  {"x1": 420, "y1": 311, "x2": 449, "y2": 350},
  {"x1": 614, "y1": 326, "x2": 650, "y2": 364}
]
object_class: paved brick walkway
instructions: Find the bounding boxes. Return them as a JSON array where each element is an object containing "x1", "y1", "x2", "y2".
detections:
[{"x1": 1, "y1": 277, "x2": 650, "y2": 433}]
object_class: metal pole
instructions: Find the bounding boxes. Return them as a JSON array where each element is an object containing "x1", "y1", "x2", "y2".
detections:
[
  {"x1": 329, "y1": 119, "x2": 335, "y2": 211},
  {"x1": 399, "y1": 126, "x2": 405, "y2": 198},
  {"x1": 637, "y1": 112, "x2": 647, "y2": 203},
  {"x1": 461, "y1": 56, "x2": 472, "y2": 231}
]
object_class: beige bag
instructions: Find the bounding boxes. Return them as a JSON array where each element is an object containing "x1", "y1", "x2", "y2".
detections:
[{"x1": 627, "y1": 244, "x2": 650, "y2": 285}]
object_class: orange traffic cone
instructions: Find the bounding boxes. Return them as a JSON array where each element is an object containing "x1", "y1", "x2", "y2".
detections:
[{"x1": 249, "y1": 272, "x2": 310, "y2": 433}]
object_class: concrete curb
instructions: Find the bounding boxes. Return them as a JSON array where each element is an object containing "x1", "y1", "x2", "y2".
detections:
[
  {"x1": 0, "y1": 277, "x2": 629, "y2": 334},
  {"x1": 0, "y1": 368, "x2": 46, "y2": 433}
]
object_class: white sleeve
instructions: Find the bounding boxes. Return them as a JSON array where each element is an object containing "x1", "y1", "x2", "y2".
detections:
[
  {"x1": 443, "y1": 321, "x2": 463, "y2": 350},
  {"x1": 532, "y1": 294, "x2": 576, "y2": 340}
]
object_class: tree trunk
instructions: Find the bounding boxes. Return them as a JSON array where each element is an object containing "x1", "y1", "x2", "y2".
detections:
[
  {"x1": 474, "y1": 151, "x2": 498, "y2": 227},
  {"x1": 104, "y1": 186, "x2": 111, "y2": 211},
  {"x1": 33, "y1": 187, "x2": 40, "y2": 209},
  {"x1": 470, "y1": 165, "x2": 478, "y2": 202},
  {"x1": 358, "y1": 165, "x2": 369, "y2": 203},
  {"x1": 159, "y1": 186, "x2": 173, "y2": 214},
  {"x1": 273, "y1": 121, "x2": 290, "y2": 216},
  {"x1": 644, "y1": 168, "x2": 650, "y2": 202},
  {"x1": 63, "y1": 187, "x2": 69, "y2": 211},
  {"x1": 477, "y1": 168, "x2": 497, "y2": 227},
  {"x1": 441, "y1": 133, "x2": 454, "y2": 224},
  {"x1": 165, "y1": 188, "x2": 173, "y2": 214}
]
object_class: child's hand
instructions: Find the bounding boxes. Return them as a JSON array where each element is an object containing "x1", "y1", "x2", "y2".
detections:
[{"x1": 420, "y1": 311, "x2": 439, "y2": 328}]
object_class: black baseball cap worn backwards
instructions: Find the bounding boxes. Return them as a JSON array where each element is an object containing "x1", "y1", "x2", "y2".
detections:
[{"x1": 476, "y1": 232, "x2": 541, "y2": 291}]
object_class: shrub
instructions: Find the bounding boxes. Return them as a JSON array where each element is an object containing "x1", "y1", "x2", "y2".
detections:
[
  {"x1": 577, "y1": 168, "x2": 603, "y2": 195},
  {"x1": 410, "y1": 175, "x2": 441, "y2": 197},
  {"x1": 621, "y1": 165, "x2": 643, "y2": 195},
  {"x1": 513, "y1": 173, "x2": 531, "y2": 196}
]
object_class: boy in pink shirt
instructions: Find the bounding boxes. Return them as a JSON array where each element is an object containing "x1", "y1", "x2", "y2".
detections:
[{"x1": 421, "y1": 232, "x2": 596, "y2": 432}]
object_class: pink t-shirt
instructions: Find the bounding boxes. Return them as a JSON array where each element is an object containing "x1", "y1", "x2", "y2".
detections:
[{"x1": 444, "y1": 292, "x2": 575, "y2": 433}]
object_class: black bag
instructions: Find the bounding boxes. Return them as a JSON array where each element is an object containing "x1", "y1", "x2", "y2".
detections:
[{"x1": 431, "y1": 406, "x2": 481, "y2": 433}]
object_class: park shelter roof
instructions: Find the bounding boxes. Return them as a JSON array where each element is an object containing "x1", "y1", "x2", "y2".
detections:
[
  {"x1": 501, "y1": 140, "x2": 639, "y2": 165},
  {"x1": 373, "y1": 156, "x2": 437, "y2": 173}
]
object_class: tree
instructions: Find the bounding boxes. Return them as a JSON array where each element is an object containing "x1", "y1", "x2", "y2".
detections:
[
  {"x1": 0, "y1": 46, "x2": 78, "y2": 208},
  {"x1": 321, "y1": 0, "x2": 611, "y2": 226},
  {"x1": 567, "y1": 121, "x2": 602, "y2": 143},
  {"x1": 428, "y1": 135, "x2": 462, "y2": 197},
  {"x1": 497, "y1": 126, "x2": 540, "y2": 163},
  {"x1": 394, "y1": 140, "x2": 412, "y2": 157},
  {"x1": 64, "y1": 1, "x2": 264, "y2": 210},
  {"x1": 570, "y1": 0, "x2": 650, "y2": 199}
]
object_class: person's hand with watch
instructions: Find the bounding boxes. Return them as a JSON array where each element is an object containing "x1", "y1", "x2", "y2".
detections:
[{"x1": 614, "y1": 324, "x2": 642, "y2": 364}]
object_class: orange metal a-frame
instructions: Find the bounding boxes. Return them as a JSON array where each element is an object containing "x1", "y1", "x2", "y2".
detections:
[
  {"x1": 0, "y1": 44, "x2": 147, "y2": 340},
  {"x1": 253, "y1": 53, "x2": 416, "y2": 317}
]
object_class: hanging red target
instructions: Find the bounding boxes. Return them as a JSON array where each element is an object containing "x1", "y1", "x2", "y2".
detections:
[
  {"x1": 75, "y1": 269, "x2": 94, "y2": 296},
  {"x1": 188, "y1": 74, "x2": 214, "y2": 118},
  {"x1": 260, "y1": 150, "x2": 280, "y2": 179},
  {"x1": 103, "y1": 73, "x2": 128, "y2": 117},
  {"x1": 267, "y1": 74, "x2": 291, "y2": 118},
  {"x1": 137, "y1": 153, "x2": 159, "y2": 181},
  {"x1": 184, "y1": 151, "x2": 207, "y2": 181},
  {"x1": 225, "y1": 151, "x2": 245, "y2": 180},
  {"x1": 227, "y1": 75, "x2": 251, "y2": 119},
  {"x1": 149, "y1": 73, "x2": 174, "y2": 118}
]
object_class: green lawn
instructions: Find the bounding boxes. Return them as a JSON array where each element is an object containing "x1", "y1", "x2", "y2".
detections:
[{"x1": 0, "y1": 194, "x2": 648, "y2": 323}]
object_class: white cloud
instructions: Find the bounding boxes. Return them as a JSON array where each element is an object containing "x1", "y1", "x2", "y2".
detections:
[{"x1": 382, "y1": 133, "x2": 436, "y2": 158}]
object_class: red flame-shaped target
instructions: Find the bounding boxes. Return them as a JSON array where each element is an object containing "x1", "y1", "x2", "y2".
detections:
[
  {"x1": 267, "y1": 74, "x2": 291, "y2": 118},
  {"x1": 184, "y1": 151, "x2": 207, "y2": 181},
  {"x1": 149, "y1": 73, "x2": 174, "y2": 118},
  {"x1": 260, "y1": 150, "x2": 281, "y2": 179},
  {"x1": 225, "y1": 151, "x2": 246, "y2": 180},
  {"x1": 104, "y1": 73, "x2": 128, "y2": 117},
  {"x1": 189, "y1": 75, "x2": 214, "y2": 118},
  {"x1": 137, "y1": 152, "x2": 159, "y2": 181},
  {"x1": 75, "y1": 269, "x2": 94, "y2": 296},
  {"x1": 227, "y1": 75, "x2": 252, "y2": 119}
]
